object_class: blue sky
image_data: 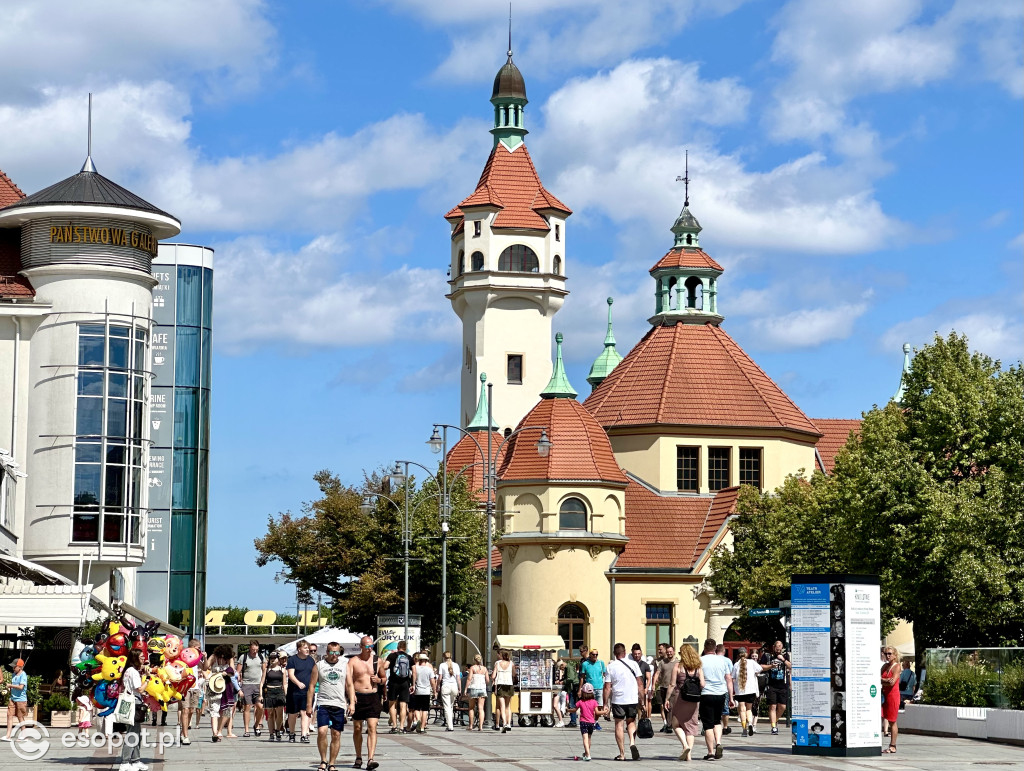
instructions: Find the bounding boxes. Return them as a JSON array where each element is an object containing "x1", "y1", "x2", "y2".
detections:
[{"x1": 1, "y1": 0, "x2": 1021, "y2": 612}]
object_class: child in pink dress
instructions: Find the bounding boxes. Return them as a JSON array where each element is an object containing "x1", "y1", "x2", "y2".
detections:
[
  {"x1": 75, "y1": 693, "x2": 93, "y2": 735},
  {"x1": 567, "y1": 683, "x2": 607, "y2": 761}
]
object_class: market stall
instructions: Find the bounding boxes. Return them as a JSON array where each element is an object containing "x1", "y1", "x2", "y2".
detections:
[{"x1": 492, "y1": 634, "x2": 564, "y2": 727}]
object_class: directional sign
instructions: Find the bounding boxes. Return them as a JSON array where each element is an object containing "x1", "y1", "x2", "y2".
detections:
[{"x1": 749, "y1": 608, "x2": 782, "y2": 617}]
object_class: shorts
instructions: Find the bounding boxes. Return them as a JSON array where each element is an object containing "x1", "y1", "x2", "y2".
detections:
[
  {"x1": 387, "y1": 678, "x2": 411, "y2": 704},
  {"x1": 352, "y1": 691, "x2": 381, "y2": 721},
  {"x1": 467, "y1": 689, "x2": 485, "y2": 699},
  {"x1": 238, "y1": 683, "x2": 263, "y2": 706},
  {"x1": 698, "y1": 694, "x2": 726, "y2": 731},
  {"x1": 658, "y1": 687, "x2": 668, "y2": 708},
  {"x1": 722, "y1": 699, "x2": 730, "y2": 716},
  {"x1": 183, "y1": 690, "x2": 201, "y2": 710},
  {"x1": 766, "y1": 687, "x2": 789, "y2": 705},
  {"x1": 579, "y1": 721, "x2": 597, "y2": 736},
  {"x1": 496, "y1": 684, "x2": 514, "y2": 701},
  {"x1": 7, "y1": 702, "x2": 27, "y2": 719},
  {"x1": 611, "y1": 703, "x2": 637, "y2": 721},
  {"x1": 410, "y1": 694, "x2": 431, "y2": 712},
  {"x1": 264, "y1": 687, "x2": 286, "y2": 709},
  {"x1": 206, "y1": 697, "x2": 234, "y2": 717},
  {"x1": 735, "y1": 693, "x2": 757, "y2": 703},
  {"x1": 317, "y1": 704, "x2": 346, "y2": 730},
  {"x1": 287, "y1": 688, "x2": 309, "y2": 714}
]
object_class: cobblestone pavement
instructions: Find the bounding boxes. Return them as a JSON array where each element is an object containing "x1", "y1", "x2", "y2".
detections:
[{"x1": 3, "y1": 716, "x2": 1022, "y2": 770}]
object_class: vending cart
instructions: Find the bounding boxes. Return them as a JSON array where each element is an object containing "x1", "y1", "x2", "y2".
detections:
[{"x1": 493, "y1": 635, "x2": 563, "y2": 727}]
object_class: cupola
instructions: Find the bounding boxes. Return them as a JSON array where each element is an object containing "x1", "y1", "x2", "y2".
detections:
[
  {"x1": 490, "y1": 33, "x2": 528, "y2": 150},
  {"x1": 586, "y1": 298, "x2": 623, "y2": 390}
]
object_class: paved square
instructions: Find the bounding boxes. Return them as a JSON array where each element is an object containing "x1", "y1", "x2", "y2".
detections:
[{"x1": 3, "y1": 716, "x2": 1022, "y2": 771}]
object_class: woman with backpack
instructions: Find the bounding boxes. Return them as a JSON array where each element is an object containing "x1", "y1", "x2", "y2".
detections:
[{"x1": 668, "y1": 646, "x2": 705, "y2": 761}]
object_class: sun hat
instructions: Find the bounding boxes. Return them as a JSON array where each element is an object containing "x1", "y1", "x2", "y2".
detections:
[{"x1": 207, "y1": 672, "x2": 226, "y2": 694}]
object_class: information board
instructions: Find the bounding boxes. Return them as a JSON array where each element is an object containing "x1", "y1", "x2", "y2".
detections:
[{"x1": 791, "y1": 574, "x2": 880, "y2": 757}]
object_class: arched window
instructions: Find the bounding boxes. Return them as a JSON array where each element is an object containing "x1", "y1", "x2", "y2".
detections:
[
  {"x1": 667, "y1": 277, "x2": 678, "y2": 311},
  {"x1": 559, "y1": 497, "x2": 587, "y2": 530},
  {"x1": 553, "y1": 255, "x2": 562, "y2": 275},
  {"x1": 498, "y1": 244, "x2": 539, "y2": 273},
  {"x1": 684, "y1": 276, "x2": 703, "y2": 309},
  {"x1": 558, "y1": 602, "x2": 587, "y2": 653},
  {"x1": 685, "y1": 233, "x2": 693, "y2": 245},
  {"x1": 457, "y1": 250, "x2": 465, "y2": 276},
  {"x1": 471, "y1": 251, "x2": 485, "y2": 271}
]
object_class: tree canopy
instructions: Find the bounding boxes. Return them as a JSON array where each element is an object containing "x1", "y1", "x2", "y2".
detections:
[
  {"x1": 255, "y1": 468, "x2": 488, "y2": 645},
  {"x1": 709, "y1": 333, "x2": 1024, "y2": 652}
]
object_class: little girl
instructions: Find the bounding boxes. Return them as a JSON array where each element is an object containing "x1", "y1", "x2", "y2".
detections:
[
  {"x1": 567, "y1": 683, "x2": 606, "y2": 761},
  {"x1": 74, "y1": 690, "x2": 93, "y2": 736}
]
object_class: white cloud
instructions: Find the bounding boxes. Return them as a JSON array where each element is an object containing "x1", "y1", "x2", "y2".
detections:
[
  {"x1": 397, "y1": 352, "x2": 461, "y2": 393},
  {"x1": 882, "y1": 310, "x2": 1024, "y2": 364},
  {"x1": 212, "y1": 235, "x2": 460, "y2": 353},
  {"x1": 746, "y1": 301, "x2": 870, "y2": 349},
  {"x1": 0, "y1": 0, "x2": 275, "y2": 103}
]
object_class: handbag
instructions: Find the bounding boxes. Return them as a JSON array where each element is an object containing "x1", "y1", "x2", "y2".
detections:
[
  {"x1": 112, "y1": 692, "x2": 136, "y2": 725},
  {"x1": 637, "y1": 714, "x2": 654, "y2": 739}
]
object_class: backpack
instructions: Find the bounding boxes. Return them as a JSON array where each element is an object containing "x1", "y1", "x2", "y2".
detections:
[
  {"x1": 681, "y1": 669, "x2": 702, "y2": 702},
  {"x1": 393, "y1": 652, "x2": 411, "y2": 679}
]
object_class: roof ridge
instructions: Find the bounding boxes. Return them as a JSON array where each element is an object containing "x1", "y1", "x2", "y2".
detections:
[
  {"x1": 655, "y1": 324, "x2": 680, "y2": 424},
  {"x1": 709, "y1": 324, "x2": 788, "y2": 429},
  {"x1": 585, "y1": 325, "x2": 655, "y2": 418},
  {"x1": 691, "y1": 496, "x2": 716, "y2": 566},
  {"x1": 0, "y1": 169, "x2": 26, "y2": 201}
]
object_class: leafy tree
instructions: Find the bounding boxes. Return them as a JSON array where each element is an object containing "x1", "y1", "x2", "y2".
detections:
[
  {"x1": 710, "y1": 333, "x2": 1024, "y2": 653},
  {"x1": 255, "y1": 468, "x2": 487, "y2": 645}
]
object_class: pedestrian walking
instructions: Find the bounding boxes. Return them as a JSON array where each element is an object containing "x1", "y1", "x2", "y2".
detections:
[
  {"x1": 564, "y1": 643, "x2": 587, "y2": 728},
  {"x1": 264, "y1": 653, "x2": 289, "y2": 741},
  {"x1": 604, "y1": 642, "x2": 644, "y2": 761},
  {"x1": 74, "y1": 689, "x2": 93, "y2": 737},
  {"x1": 668, "y1": 644, "x2": 704, "y2": 761},
  {"x1": 347, "y1": 636, "x2": 386, "y2": 770},
  {"x1": 309, "y1": 642, "x2": 348, "y2": 771},
  {"x1": 491, "y1": 650, "x2": 514, "y2": 732},
  {"x1": 2, "y1": 659, "x2": 28, "y2": 741},
  {"x1": 699, "y1": 638, "x2": 735, "y2": 761},
  {"x1": 652, "y1": 643, "x2": 676, "y2": 733},
  {"x1": 205, "y1": 644, "x2": 239, "y2": 741},
  {"x1": 759, "y1": 640, "x2": 790, "y2": 734},
  {"x1": 177, "y1": 639, "x2": 202, "y2": 745},
  {"x1": 630, "y1": 643, "x2": 653, "y2": 718},
  {"x1": 580, "y1": 649, "x2": 608, "y2": 715},
  {"x1": 731, "y1": 647, "x2": 760, "y2": 736},
  {"x1": 715, "y1": 644, "x2": 731, "y2": 735},
  {"x1": 566, "y1": 683, "x2": 605, "y2": 761},
  {"x1": 287, "y1": 640, "x2": 315, "y2": 743},
  {"x1": 411, "y1": 653, "x2": 436, "y2": 734},
  {"x1": 464, "y1": 654, "x2": 488, "y2": 731},
  {"x1": 238, "y1": 640, "x2": 267, "y2": 737},
  {"x1": 552, "y1": 661, "x2": 568, "y2": 727},
  {"x1": 437, "y1": 651, "x2": 461, "y2": 732},
  {"x1": 881, "y1": 647, "x2": 901, "y2": 754},
  {"x1": 385, "y1": 640, "x2": 413, "y2": 733},
  {"x1": 115, "y1": 649, "x2": 146, "y2": 771}
]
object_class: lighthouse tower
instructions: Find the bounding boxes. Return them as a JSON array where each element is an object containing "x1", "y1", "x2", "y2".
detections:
[{"x1": 445, "y1": 43, "x2": 572, "y2": 435}]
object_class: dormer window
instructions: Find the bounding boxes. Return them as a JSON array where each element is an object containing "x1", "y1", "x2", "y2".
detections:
[
  {"x1": 555, "y1": 223, "x2": 560, "y2": 242},
  {"x1": 474, "y1": 220, "x2": 482, "y2": 237}
]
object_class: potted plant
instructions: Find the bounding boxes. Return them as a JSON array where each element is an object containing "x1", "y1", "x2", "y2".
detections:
[{"x1": 43, "y1": 693, "x2": 74, "y2": 728}]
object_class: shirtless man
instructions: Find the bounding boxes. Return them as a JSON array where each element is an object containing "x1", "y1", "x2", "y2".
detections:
[{"x1": 347, "y1": 635, "x2": 386, "y2": 770}]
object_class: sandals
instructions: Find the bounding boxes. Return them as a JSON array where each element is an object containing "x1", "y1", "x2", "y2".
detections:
[
  {"x1": 703, "y1": 754, "x2": 716, "y2": 761},
  {"x1": 317, "y1": 763, "x2": 328, "y2": 771},
  {"x1": 243, "y1": 732, "x2": 251, "y2": 738},
  {"x1": 352, "y1": 760, "x2": 362, "y2": 769},
  {"x1": 883, "y1": 746, "x2": 897, "y2": 754},
  {"x1": 367, "y1": 762, "x2": 379, "y2": 771}
]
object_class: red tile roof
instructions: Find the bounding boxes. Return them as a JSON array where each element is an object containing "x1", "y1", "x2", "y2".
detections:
[
  {"x1": 813, "y1": 418, "x2": 861, "y2": 473},
  {"x1": 474, "y1": 547, "x2": 502, "y2": 572},
  {"x1": 0, "y1": 169, "x2": 25, "y2": 208},
  {"x1": 446, "y1": 431, "x2": 506, "y2": 502},
  {"x1": 0, "y1": 231, "x2": 33, "y2": 299},
  {"x1": 616, "y1": 481, "x2": 739, "y2": 570},
  {"x1": 651, "y1": 248, "x2": 723, "y2": 272},
  {"x1": 447, "y1": 143, "x2": 571, "y2": 232},
  {"x1": 584, "y1": 322, "x2": 821, "y2": 436},
  {"x1": 498, "y1": 398, "x2": 628, "y2": 485}
]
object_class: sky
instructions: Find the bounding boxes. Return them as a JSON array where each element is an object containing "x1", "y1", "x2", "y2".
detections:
[{"x1": 1, "y1": 0, "x2": 1021, "y2": 613}]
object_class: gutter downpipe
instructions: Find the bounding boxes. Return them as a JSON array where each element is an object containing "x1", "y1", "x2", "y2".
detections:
[
  {"x1": 609, "y1": 554, "x2": 619, "y2": 654},
  {"x1": 9, "y1": 317, "x2": 20, "y2": 456}
]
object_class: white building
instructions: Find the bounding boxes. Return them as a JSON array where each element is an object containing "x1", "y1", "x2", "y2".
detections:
[{"x1": 0, "y1": 154, "x2": 181, "y2": 633}]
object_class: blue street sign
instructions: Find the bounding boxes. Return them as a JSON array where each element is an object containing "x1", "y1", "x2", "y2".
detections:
[{"x1": 749, "y1": 608, "x2": 782, "y2": 617}]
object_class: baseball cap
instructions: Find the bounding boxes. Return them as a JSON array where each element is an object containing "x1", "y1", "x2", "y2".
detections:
[
  {"x1": 581, "y1": 683, "x2": 595, "y2": 694},
  {"x1": 12, "y1": 659, "x2": 24, "y2": 668}
]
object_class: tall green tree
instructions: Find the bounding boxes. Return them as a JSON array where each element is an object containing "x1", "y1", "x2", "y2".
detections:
[
  {"x1": 254, "y1": 468, "x2": 487, "y2": 645},
  {"x1": 709, "y1": 333, "x2": 1024, "y2": 652}
]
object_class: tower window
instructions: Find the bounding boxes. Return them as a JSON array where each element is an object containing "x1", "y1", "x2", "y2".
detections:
[
  {"x1": 676, "y1": 446, "x2": 699, "y2": 492},
  {"x1": 684, "y1": 277, "x2": 703, "y2": 309},
  {"x1": 708, "y1": 447, "x2": 730, "y2": 491},
  {"x1": 507, "y1": 354, "x2": 523, "y2": 384},
  {"x1": 473, "y1": 220, "x2": 482, "y2": 238},
  {"x1": 553, "y1": 255, "x2": 561, "y2": 275},
  {"x1": 558, "y1": 602, "x2": 587, "y2": 653},
  {"x1": 471, "y1": 251, "x2": 484, "y2": 271},
  {"x1": 559, "y1": 497, "x2": 588, "y2": 530},
  {"x1": 739, "y1": 448, "x2": 762, "y2": 490},
  {"x1": 457, "y1": 250, "x2": 465, "y2": 276},
  {"x1": 555, "y1": 223, "x2": 560, "y2": 242},
  {"x1": 498, "y1": 244, "x2": 539, "y2": 273}
]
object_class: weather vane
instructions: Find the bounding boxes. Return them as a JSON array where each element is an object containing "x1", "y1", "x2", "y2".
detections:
[{"x1": 675, "y1": 150, "x2": 690, "y2": 207}]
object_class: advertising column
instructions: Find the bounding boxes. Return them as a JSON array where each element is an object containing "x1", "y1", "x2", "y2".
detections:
[
  {"x1": 791, "y1": 574, "x2": 880, "y2": 757},
  {"x1": 375, "y1": 614, "x2": 422, "y2": 657}
]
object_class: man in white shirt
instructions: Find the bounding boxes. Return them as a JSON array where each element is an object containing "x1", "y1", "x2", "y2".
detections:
[
  {"x1": 699, "y1": 638, "x2": 736, "y2": 761},
  {"x1": 308, "y1": 642, "x2": 348, "y2": 771},
  {"x1": 603, "y1": 642, "x2": 645, "y2": 761}
]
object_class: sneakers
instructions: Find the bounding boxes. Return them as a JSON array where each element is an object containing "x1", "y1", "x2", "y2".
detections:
[
  {"x1": 133, "y1": 762, "x2": 150, "y2": 771},
  {"x1": 288, "y1": 732, "x2": 297, "y2": 742},
  {"x1": 555, "y1": 720, "x2": 565, "y2": 728},
  {"x1": 181, "y1": 736, "x2": 192, "y2": 745},
  {"x1": 118, "y1": 764, "x2": 133, "y2": 771},
  {"x1": 594, "y1": 722, "x2": 602, "y2": 731},
  {"x1": 741, "y1": 726, "x2": 749, "y2": 737},
  {"x1": 714, "y1": 744, "x2": 724, "y2": 759},
  {"x1": 748, "y1": 724, "x2": 756, "y2": 735},
  {"x1": 723, "y1": 726, "x2": 732, "y2": 735},
  {"x1": 771, "y1": 726, "x2": 779, "y2": 735}
]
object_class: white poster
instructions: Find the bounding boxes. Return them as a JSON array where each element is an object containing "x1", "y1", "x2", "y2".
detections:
[{"x1": 842, "y1": 583, "x2": 881, "y2": 748}]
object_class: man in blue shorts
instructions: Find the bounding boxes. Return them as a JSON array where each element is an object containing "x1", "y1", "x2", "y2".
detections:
[{"x1": 309, "y1": 642, "x2": 348, "y2": 771}]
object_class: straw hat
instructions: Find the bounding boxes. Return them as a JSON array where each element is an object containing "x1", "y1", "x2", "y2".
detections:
[{"x1": 207, "y1": 672, "x2": 226, "y2": 694}]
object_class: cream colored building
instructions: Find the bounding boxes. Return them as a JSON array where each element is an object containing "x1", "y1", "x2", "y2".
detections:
[{"x1": 444, "y1": 50, "x2": 861, "y2": 664}]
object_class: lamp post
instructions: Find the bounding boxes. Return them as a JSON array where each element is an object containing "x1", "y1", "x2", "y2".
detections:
[{"x1": 427, "y1": 394, "x2": 551, "y2": 667}]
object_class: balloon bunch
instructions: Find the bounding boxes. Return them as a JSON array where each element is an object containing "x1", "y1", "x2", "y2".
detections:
[{"x1": 73, "y1": 611, "x2": 199, "y2": 716}]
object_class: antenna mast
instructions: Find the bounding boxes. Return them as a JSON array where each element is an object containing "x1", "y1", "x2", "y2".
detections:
[
  {"x1": 674, "y1": 150, "x2": 690, "y2": 207},
  {"x1": 81, "y1": 93, "x2": 97, "y2": 173}
]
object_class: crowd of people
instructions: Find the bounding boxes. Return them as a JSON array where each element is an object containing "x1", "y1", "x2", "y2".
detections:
[{"x1": 24, "y1": 633, "x2": 924, "y2": 770}]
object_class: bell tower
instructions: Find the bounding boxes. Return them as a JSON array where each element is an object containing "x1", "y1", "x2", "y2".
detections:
[{"x1": 445, "y1": 43, "x2": 572, "y2": 434}]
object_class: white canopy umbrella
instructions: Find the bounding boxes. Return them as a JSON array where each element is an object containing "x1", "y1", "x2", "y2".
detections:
[{"x1": 276, "y1": 627, "x2": 363, "y2": 656}]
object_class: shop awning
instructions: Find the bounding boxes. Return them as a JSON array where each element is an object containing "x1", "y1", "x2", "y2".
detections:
[
  {"x1": 493, "y1": 635, "x2": 567, "y2": 651},
  {"x1": 0, "y1": 554, "x2": 108, "y2": 627},
  {"x1": 118, "y1": 601, "x2": 186, "y2": 637}
]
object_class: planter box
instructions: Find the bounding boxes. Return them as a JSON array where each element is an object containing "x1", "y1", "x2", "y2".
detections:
[
  {"x1": 0, "y1": 705, "x2": 39, "y2": 727},
  {"x1": 49, "y1": 710, "x2": 73, "y2": 728},
  {"x1": 900, "y1": 703, "x2": 1024, "y2": 745}
]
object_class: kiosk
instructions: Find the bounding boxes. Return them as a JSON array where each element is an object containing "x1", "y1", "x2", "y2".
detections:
[{"x1": 493, "y1": 635, "x2": 563, "y2": 727}]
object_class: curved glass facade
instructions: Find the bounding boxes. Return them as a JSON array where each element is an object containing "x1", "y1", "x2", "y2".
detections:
[{"x1": 136, "y1": 245, "x2": 212, "y2": 637}]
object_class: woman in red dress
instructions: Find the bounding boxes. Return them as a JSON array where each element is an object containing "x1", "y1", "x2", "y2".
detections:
[{"x1": 880, "y1": 647, "x2": 901, "y2": 753}]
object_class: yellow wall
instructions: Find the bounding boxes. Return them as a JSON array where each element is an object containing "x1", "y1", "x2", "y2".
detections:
[{"x1": 497, "y1": 482, "x2": 626, "y2": 536}]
